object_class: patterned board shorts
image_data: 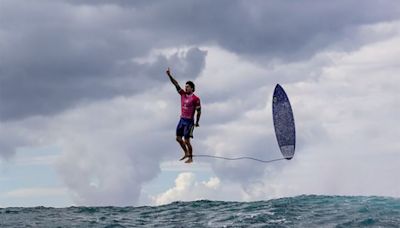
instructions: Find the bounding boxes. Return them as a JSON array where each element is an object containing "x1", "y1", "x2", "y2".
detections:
[{"x1": 176, "y1": 118, "x2": 194, "y2": 139}]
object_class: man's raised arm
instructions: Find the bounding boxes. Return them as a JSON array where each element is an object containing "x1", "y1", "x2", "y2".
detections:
[{"x1": 166, "y1": 67, "x2": 181, "y2": 92}]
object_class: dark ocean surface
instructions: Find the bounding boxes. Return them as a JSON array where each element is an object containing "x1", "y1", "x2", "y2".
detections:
[{"x1": 1, "y1": 195, "x2": 400, "y2": 227}]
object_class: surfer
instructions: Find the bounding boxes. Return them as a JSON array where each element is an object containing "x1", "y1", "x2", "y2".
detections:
[{"x1": 166, "y1": 67, "x2": 201, "y2": 163}]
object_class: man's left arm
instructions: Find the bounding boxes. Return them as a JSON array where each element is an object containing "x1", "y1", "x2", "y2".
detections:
[
  {"x1": 195, "y1": 98, "x2": 201, "y2": 127},
  {"x1": 195, "y1": 107, "x2": 201, "y2": 127}
]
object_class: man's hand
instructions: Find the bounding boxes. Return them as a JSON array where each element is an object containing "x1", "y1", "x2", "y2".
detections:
[{"x1": 166, "y1": 67, "x2": 171, "y2": 76}]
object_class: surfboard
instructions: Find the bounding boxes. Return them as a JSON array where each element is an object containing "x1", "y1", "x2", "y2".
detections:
[{"x1": 272, "y1": 84, "x2": 296, "y2": 160}]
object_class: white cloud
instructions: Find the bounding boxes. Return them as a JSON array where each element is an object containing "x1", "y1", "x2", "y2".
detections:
[
  {"x1": 151, "y1": 172, "x2": 245, "y2": 205},
  {"x1": 204, "y1": 177, "x2": 220, "y2": 189},
  {"x1": 51, "y1": 91, "x2": 177, "y2": 206}
]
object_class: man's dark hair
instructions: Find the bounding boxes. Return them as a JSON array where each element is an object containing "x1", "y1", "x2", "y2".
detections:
[{"x1": 186, "y1": 81, "x2": 195, "y2": 91}]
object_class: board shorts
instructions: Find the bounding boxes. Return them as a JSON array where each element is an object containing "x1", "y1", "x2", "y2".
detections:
[{"x1": 176, "y1": 117, "x2": 195, "y2": 139}]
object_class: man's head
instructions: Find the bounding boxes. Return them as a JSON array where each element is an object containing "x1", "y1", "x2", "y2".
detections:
[{"x1": 185, "y1": 81, "x2": 195, "y2": 94}]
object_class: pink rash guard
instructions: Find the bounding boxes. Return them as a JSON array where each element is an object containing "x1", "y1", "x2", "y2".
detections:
[{"x1": 179, "y1": 89, "x2": 201, "y2": 120}]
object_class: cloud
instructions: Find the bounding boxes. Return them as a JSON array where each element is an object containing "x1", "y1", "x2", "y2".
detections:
[
  {"x1": 0, "y1": 0, "x2": 207, "y2": 120},
  {"x1": 0, "y1": 44, "x2": 207, "y2": 206},
  {"x1": 177, "y1": 20, "x2": 400, "y2": 202},
  {"x1": 211, "y1": 21, "x2": 400, "y2": 199},
  {"x1": 194, "y1": 46, "x2": 302, "y2": 183},
  {"x1": 0, "y1": 46, "x2": 206, "y2": 158},
  {"x1": 71, "y1": 0, "x2": 400, "y2": 59},
  {"x1": 2, "y1": 0, "x2": 399, "y2": 121},
  {"x1": 51, "y1": 91, "x2": 179, "y2": 206},
  {"x1": 0, "y1": 83, "x2": 182, "y2": 206},
  {"x1": 151, "y1": 172, "x2": 245, "y2": 205},
  {"x1": 0, "y1": 116, "x2": 51, "y2": 160}
]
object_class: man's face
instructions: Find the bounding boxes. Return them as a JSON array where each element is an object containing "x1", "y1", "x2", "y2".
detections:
[{"x1": 185, "y1": 84, "x2": 193, "y2": 94}]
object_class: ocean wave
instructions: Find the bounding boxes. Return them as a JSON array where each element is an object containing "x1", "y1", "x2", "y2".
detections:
[{"x1": 1, "y1": 195, "x2": 399, "y2": 227}]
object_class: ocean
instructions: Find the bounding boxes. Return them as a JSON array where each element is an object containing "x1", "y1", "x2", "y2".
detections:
[{"x1": 1, "y1": 195, "x2": 399, "y2": 227}]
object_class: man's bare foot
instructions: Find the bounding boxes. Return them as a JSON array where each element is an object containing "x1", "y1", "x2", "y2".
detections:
[
  {"x1": 185, "y1": 157, "x2": 193, "y2": 163},
  {"x1": 179, "y1": 155, "x2": 188, "y2": 161}
]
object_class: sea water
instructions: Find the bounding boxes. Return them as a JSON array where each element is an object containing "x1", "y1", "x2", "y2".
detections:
[{"x1": 1, "y1": 195, "x2": 400, "y2": 227}]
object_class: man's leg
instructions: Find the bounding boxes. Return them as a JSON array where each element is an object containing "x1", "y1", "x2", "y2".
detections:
[
  {"x1": 176, "y1": 136, "x2": 189, "y2": 160},
  {"x1": 184, "y1": 138, "x2": 193, "y2": 163}
]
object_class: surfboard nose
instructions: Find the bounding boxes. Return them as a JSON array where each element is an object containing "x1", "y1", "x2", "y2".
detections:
[{"x1": 273, "y1": 84, "x2": 290, "y2": 103}]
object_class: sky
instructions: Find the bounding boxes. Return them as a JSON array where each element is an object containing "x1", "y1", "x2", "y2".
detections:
[{"x1": 1, "y1": 0, "x2": 400, "y2": 207}]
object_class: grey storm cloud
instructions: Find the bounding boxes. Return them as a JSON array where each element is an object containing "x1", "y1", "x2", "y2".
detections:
[
  {"x1": 1, "y1": 0, "x2": 400, "y2": 121},
  {"x1": 0, "y1": 46, "x2": 206, "y2": 120},
  {"x1": 81, "y1": 0, "x2": 400, "y2": 58},
  {"x1": 0, "y1": 0, "x2": 207, "y2": 121}
]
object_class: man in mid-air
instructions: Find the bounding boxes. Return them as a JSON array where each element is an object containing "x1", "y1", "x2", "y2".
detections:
[{"x1": 166, "y1": 67, "x2": 201, "y2": 163}]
